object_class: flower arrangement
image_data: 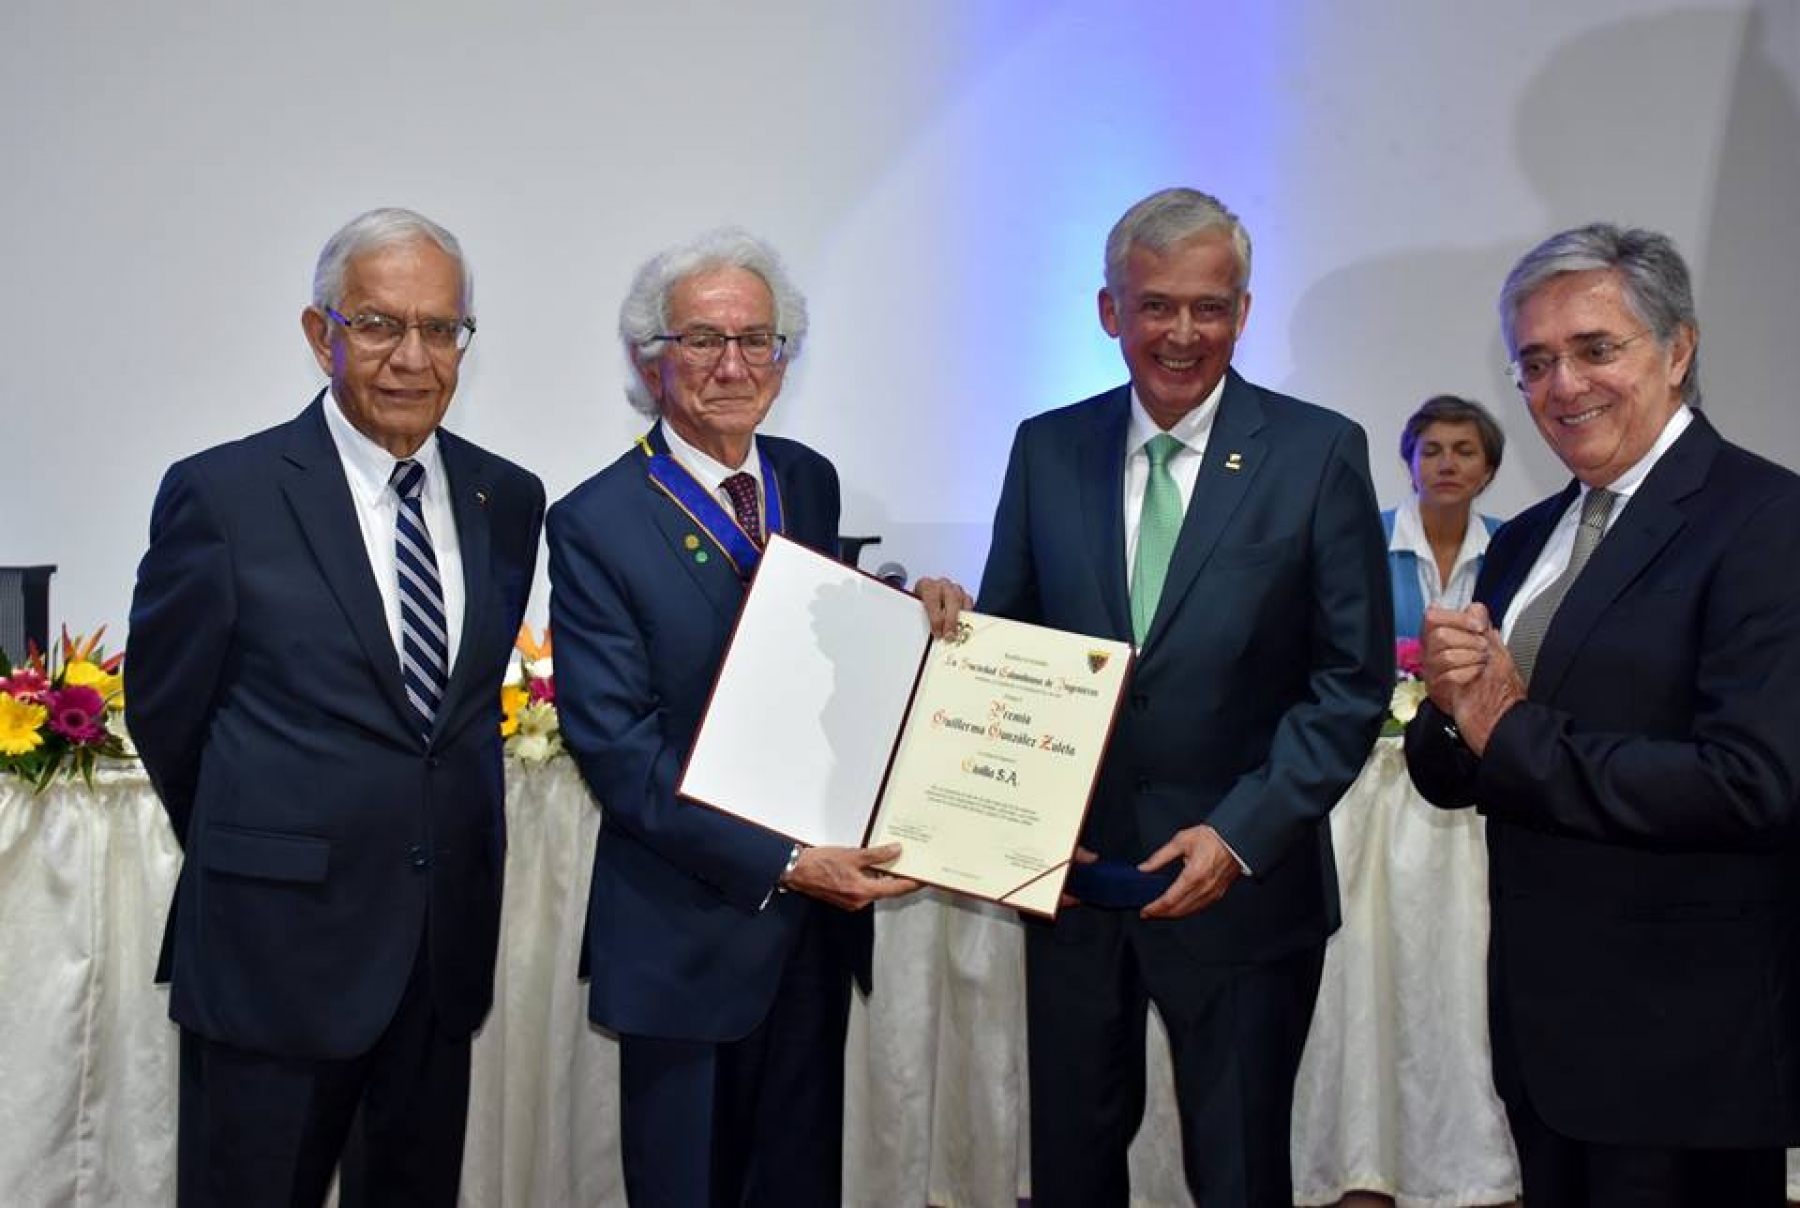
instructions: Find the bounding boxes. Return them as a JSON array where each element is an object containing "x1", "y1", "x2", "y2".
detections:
[
  {"x1": 502, "y1": 624, "x2": 564, "y2": 763},
  {"x1": 1381, "y1": 637, "x2": 1428, "y2": 738},
  {"x1": 0, "y1": 628, "x2": 132, "y2": 790}
]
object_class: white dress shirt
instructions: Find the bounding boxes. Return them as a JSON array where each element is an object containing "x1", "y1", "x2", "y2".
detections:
[
  {"x1": 322, "y1": 392, "x2": 466, "y2": 673},
  {"x1": 1501, "y1": 406, "x2": 1693, "y2": 643},
  {"x1": 663, "y1": 423, "x2": 767, "y2": 528},
  {"x1": 1389, "y1": 493, "x2": 1491, "y2": 613},
  {"x1": 1122, "y1": 378, "x2": 1224, "y2": 566}
]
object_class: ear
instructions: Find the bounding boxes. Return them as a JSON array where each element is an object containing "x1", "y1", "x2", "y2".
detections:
[
  {"x1": 302, "y1": 307, "x2": 334, "y2": 376},
  {"x1": 1233, "y1": 290, "x2": 1253, "y2": 338},
  {"x1": 630, "y1": 350, "x2": 666, "y2": 405},
  {"x1": 1098, "y1": 287, "x2": 1121, "y2": 338},
  {"x1": 1666, "y1": 322, "x2": 1697, "y2": 394}
]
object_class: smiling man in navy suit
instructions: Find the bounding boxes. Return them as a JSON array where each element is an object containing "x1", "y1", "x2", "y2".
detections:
[
  {"x1": 977, "y1": 187, "x2": 1392, "y2": 1207},
  {"x1": 1407, "y1": 224, "x2": 1800, "y2": 1206},
  {"x1": 126, "y1": 208, "x2": 544, "y2": 1208},
  {"x1": 548, "y1": 227, "x2": 966, "y2": 1207}
]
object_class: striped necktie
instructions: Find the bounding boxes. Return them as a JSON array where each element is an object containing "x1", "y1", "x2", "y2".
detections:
[
  {"x1": 1130, "y1": 433, "x2": 1185, "y2": 645},
  {"x1": 390, "y1": 459, "x2": 449, "y2": 739},
  {"x1": 1506, "y1": 486, "x2": 1616, "y2": 688}
]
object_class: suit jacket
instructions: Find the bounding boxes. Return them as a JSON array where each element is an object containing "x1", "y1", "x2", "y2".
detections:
[
  {"x1": 126, "y1": 393, "x2": 544, "y2": 1059},
  {"x1": 1406, "y1": 412, "x2": 1800, "y2": 1147},
  {"x1": 978, "y1": 374, "x2": 1393, "y2": 961},
  {"x1": 547, "y1": 425, "x2": 871, "y2": 1043}
]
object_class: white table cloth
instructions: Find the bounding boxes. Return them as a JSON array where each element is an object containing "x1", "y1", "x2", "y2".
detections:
[{"x1": 4, "y1": 756, "x2": 1795, "y2": 1207}]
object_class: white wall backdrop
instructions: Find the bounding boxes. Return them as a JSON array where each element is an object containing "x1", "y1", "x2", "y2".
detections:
[{"x1": 3, "y1": 0, "x2": 1797, "y2": 637}]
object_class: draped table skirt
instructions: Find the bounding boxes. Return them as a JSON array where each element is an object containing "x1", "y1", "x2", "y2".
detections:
[{"x1": 3, "y1": 754, "x2": 1795, "y2": 1206}]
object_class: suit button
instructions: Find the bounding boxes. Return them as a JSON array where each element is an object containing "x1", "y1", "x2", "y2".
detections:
[
  {"x1": 409, "y1": 843, "x2": 430, "y2": 869},
  {"x1": 427, "y1": 756, "x2": 442, "y2": 769}
]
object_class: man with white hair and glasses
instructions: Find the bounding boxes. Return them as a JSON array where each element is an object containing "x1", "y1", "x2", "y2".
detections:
[{"x1": 548, "y1": 226, "x2": 967, "y2": 1205}]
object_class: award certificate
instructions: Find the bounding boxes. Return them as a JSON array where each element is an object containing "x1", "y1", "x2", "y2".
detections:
[{"x1": 678, "y1": 535, "x2": 1132, "y2": 917}]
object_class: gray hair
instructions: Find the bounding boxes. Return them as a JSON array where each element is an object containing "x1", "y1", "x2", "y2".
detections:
[
  {"x1": 1499, "y1": 222, "x2": 1700, "y2": 407},
  {"x1": 1104, "y1": 187, "x2": 1253, "y2": 299},
  {"x1": 1399, "y1": 394, "x2": 1506, "y2": 475},
  {"x1": 619, "y1": 227, "x2": 809, "y2": 416},
  {"x1": 312, "y1": 207, "x2": 472, "y2": 315}
]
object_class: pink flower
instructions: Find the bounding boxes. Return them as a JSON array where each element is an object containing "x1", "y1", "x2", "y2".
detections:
[
  {"x1": 1395, "y1": 638, "x2": 1425, "y2": 679},
  {"x1": 44, "y1": 685, "x2": 107, "y2": 745},
  {"x1": 528, "y1": 676, "x2": 556, "y2": 705},
  {"x1": 1, "y1": 668, "x2": 50, "y2": 701}
]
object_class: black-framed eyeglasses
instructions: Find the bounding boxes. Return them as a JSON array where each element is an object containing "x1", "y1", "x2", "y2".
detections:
[
  {"x1": 326, "y1": 307, "x2": 476, "y2": 355},
  {"x1": 1508, "y1": 330, "x2": 1650, "y2": 391},
  {"x1": 653, "y1": 329, "x2": 787, "y2": 367}
]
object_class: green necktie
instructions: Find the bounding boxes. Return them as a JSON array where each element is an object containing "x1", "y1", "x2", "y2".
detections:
[{"x1": 1130, "y1": 433, "x2": 1185, "y2": 644}]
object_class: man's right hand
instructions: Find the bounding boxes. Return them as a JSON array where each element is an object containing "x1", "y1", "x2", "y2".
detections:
[{"x1": 782, "y1": 844, "x2": 920, "y2": 911}]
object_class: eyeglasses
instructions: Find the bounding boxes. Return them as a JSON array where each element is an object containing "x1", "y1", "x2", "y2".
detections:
[
  {"x1": 1508, "y1": 330, "x2": 1650, "y2": 391},
  {"x1": 653, "y1": 329, "x2": 787, "y2": 367},
  {"x1": 327, "y1": 308, "x2": 476, "y2": 355}
]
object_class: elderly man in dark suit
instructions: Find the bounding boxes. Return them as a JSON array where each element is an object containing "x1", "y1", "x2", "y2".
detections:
[
  {"x1": 1406, "y1": 223, "x2": 1800, "y2": 1206},
  {"x1": 977, "y1": 187, "x2": 1393, "y2": 1207},
  {"x1": 126, "y1": 207, "x2": 544, "y2": 1208},
  {"x1": 548, "y1": 226, "x2": 965, "y2": 1207}
]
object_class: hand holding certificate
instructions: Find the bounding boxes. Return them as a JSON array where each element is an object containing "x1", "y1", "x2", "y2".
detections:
[{"x1": 678, "y1": 536, "x2": 1132, "y2": 917}]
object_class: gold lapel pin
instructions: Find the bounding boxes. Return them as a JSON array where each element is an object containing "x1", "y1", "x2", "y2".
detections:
[
  {"x1": 1224, "y1": 452, "x2": 1243, "y2": 472},
  {"x1": 683, "y1": 534, "x2": 701, "y2": 550}
]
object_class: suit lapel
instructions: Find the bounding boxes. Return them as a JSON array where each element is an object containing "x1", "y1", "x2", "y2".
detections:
[
  {"x1": 434, "y1": 431, "x2": 495, "y2": 741},
  {"x1": 1144, "y1": 371, "x2": 1267, "y2": 647},
  {"x1": 278, "y1": 393, "x2": 418, "y2": 737},
  {"x1": 1080, "y1": 390, "x2": 1133, "y2": 641},
  {"x1": 643, "y1": 424, "x2": 748, "y2": 624},
  {"x1": 1526, "y1": 416, "x2": 1714, "y2": 702}
]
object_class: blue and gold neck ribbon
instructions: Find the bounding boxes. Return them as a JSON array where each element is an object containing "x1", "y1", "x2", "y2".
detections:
[{"x1": 640, "y1": 433, "x2": 785, "y2": 578}]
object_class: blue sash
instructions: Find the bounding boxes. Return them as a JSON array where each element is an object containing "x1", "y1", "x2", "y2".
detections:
[{"x1": 641, "y1": 434, "x2": 785, "y2": 578}]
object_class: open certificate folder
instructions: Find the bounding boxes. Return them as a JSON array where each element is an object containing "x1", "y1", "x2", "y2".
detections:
[{"x1": 677, "y1": 535, "x2": 1133, "y2": 917}]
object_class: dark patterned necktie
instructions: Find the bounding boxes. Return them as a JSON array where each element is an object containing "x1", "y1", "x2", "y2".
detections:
[
  {"x1": 390, "y1": 459, "x2": 449, "y2": 738},
  {"x1": 722, "y1": 472, "x2": 763, "y2": 546},
  {"x1": 1507, "y1": 487, "x2": 1616, "y2": 687}
]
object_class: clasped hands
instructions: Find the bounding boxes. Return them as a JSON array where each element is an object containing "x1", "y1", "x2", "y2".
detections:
[
  {"x1": 779, "y1": 575, "x2": 977, "y2": 912},
  {"x1": 1419, "y1": 602, "x2": 1526, "y2": 755}
]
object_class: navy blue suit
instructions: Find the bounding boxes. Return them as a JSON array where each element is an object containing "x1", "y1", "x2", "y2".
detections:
[
  {"x1": 548, "y1": 425, "x2": 869, "y2": 1205},
  {"x1": 1406, "y1": 414, "x2": 1800, "y2": 1166},
  {"x1": 126, "y1": 393, "x2": 543, "y2": 1204},
  {"x1": 978, "y1": 375, "x2": 1392, "y2": 1207}
]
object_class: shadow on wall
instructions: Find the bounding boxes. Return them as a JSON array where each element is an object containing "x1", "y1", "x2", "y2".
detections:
[
  {"x1": 1698, "y1": 0, "x2": 1800, "y2": 468},
  {"x1": 1281, "y1": 6, "x2": 1800, "y2": 520}
]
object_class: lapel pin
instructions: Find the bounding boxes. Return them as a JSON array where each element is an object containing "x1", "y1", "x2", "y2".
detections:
[
  {"x1": 1224, "y1": 452, "x2": 1243, "y2": 472},
  {"x1": 695, "y1": 550, "x2": 710, "y2": 565},
  {"x1": 475, "y1": 489, "x2": 489, "y2": 505},
  {"x1": 683, "y1": 534, "x2": 701, "y2": 550}
]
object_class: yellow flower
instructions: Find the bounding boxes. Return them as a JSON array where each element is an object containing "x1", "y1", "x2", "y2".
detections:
[
  {"x1": 63, "y1": 659, "x2": 124, "y2": 707},
  {"x1": 1389, "y1": 678, "x2": 1429, "y2": 726},
  {"x1": 0, "y1": 694, "x2": 49, "y2": 756},
  {"x1": 500, "y1": 684, "x2": 529, "y2": 737}
]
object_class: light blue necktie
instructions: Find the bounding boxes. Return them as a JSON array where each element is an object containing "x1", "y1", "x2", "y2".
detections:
[
  {"x1": 391, "y1": 460, "x2": 449, "y2": 738},
  {"x1": 1130, "y1": 434, "x2": 1185, "y2": 645}
]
